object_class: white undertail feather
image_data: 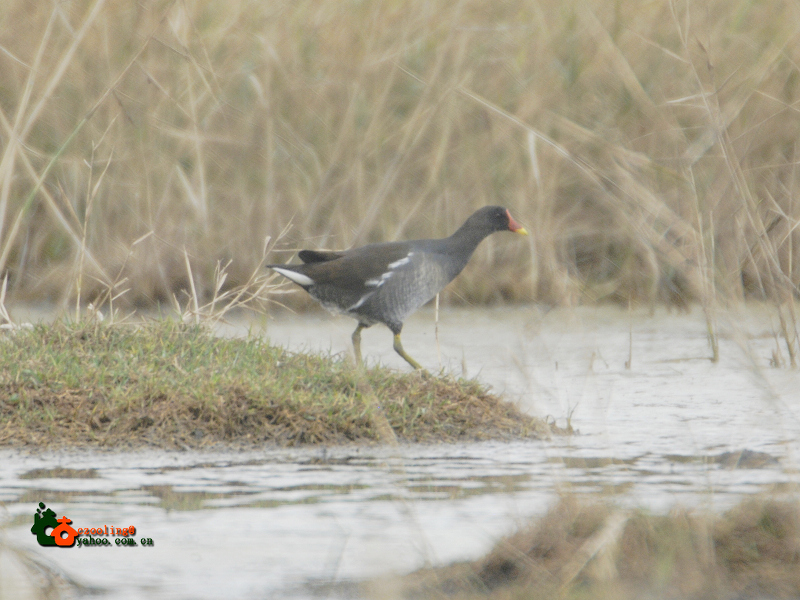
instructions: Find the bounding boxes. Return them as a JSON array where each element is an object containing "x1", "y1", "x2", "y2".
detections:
[{"x1": 272, "y1": 267, "x2": 314, "y2": 287}]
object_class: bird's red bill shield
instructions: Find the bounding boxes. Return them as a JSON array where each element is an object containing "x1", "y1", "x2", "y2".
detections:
[{"x1": 506, "y1": 210, "x2": 529, "y2": 235}]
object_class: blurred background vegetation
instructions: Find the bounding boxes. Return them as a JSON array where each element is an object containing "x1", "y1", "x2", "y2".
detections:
[{"x1": 0, "y1": 0, "x2": 798, "y2": 310}]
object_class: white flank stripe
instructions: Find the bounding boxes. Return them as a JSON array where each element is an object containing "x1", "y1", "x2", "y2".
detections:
[
  {"x1": 348, "y1": 293, "x2": 372, "y2": 311},
  {"x1": 387, "y1": 253, "x2": 412, "y2": 270},
  {"x1": 272, "y1": 267, "x2": 314, "y2": 287},
  {"x1": 365, "y1": 270, "x2": 394, "y2": 288}
]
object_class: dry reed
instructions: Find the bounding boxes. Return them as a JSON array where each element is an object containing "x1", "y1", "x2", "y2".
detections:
[
  {"x1": 0, "y1": 0, "x2": 798, "y2": 321},
  {"x1": 382, "y1": 496, "x2": 800, "y2": 600}
]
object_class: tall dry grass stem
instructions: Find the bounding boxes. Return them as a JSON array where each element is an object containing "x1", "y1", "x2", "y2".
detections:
[{"x1": 0, "y1": 0, "x2": 797, "y2": 337}]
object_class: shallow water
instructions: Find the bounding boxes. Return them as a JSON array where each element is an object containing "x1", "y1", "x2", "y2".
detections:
[{"x1": 1, "y1": 305, "x2": 799, "y2": 599}]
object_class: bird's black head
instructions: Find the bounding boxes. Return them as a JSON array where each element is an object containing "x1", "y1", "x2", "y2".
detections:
[{"x1": 465, "y1": 206, "x2": 528, "y2": 235}]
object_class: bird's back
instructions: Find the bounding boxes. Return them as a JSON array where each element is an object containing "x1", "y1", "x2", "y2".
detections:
[{"x1": 298, "y1": 239, "x2": 459, "y2": 331}]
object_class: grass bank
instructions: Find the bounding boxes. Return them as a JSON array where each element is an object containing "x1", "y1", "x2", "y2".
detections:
[
  {"x1": 1, "y1": 0, "x2": 798, "y2": 311},
  {"x1": 375, "y1": 496, "x2": 800, "y2": 600},
  {"x1": 0, "y1": 321, "x2": 555, "y2": 449}
]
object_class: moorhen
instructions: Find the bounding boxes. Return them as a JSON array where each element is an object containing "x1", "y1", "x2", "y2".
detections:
[{"x1": 266, "y1": 206, "x2": 528, "y2": 369}]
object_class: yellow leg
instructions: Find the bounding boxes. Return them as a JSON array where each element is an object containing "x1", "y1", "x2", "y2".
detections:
[
  {"x1": 352, "y1": 323, "x2": 366, "y2": 366},
  {"x1": 393, "y1": 332, "x2": 424, "y2": 371}
]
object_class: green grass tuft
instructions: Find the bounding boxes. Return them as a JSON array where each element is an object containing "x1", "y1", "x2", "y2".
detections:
[{"x1": 0, "y1": 321, "x2": 555, "y2": 449}]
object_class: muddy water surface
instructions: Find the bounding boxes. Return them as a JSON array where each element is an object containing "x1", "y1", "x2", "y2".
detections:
[{"x1": 1, "y1": 306, "x2": 798, "y2": 599}]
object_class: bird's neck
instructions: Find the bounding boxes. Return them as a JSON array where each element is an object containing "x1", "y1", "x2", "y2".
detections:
[
  {"x1": 433, "y1": 222, "x2": 491, "y2": 276},
  {"x1": 447, "y1": 220, "x2": 491, "y2": 255}
]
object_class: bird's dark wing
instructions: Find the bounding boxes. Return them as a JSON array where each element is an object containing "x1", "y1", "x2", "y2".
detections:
[
  {"x1": 301, "y1": 242, "x2": 414, "y2": 290},
  {"x1": 298, "y1": 250, "x2": 346, "y2": 264},
  {"x1": 270, "y1": 242, "x2": 418, "y2": 314}
]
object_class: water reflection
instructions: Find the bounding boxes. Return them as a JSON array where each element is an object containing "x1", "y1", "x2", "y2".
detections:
[{"x1": 1, "y1": 305, "x2": 799, "y2": 599}]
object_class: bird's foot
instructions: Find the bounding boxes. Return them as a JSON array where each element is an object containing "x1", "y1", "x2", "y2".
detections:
[{"x1": 393, "y1": 333, "x2": 426, "y2": 372}]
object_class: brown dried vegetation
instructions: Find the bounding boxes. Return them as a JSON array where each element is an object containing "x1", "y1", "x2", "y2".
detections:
[
  {"x1": 0, "y1": 0, "x2": 799, "y2": 313},
  {"x1": 382, "y1": 497, "x2": 800, "y2": 600}
]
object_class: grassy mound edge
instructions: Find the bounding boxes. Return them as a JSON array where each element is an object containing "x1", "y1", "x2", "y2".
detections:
[{"x1": 0, "y1": 321, "x2": 562, "y2": 449}]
